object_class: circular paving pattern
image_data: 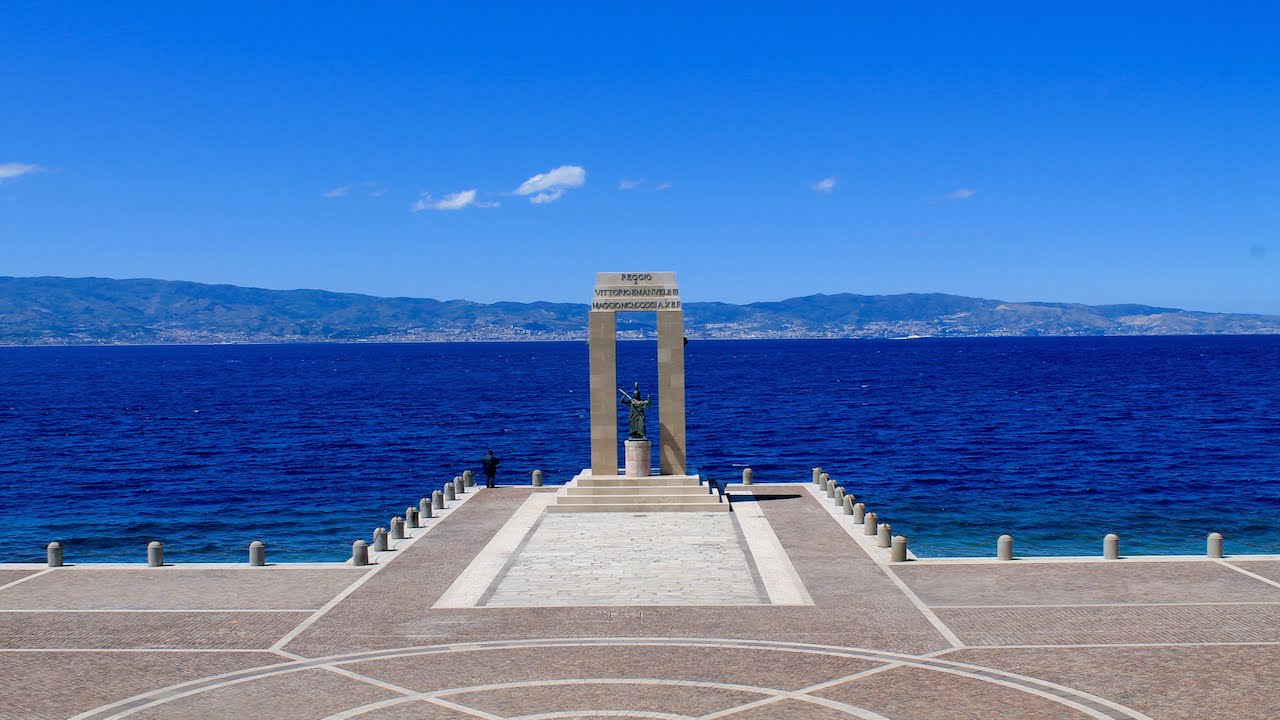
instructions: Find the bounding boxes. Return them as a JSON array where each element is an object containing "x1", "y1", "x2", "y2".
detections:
[{"x1": 77, "y1": 638, "x2": 1153, "y2": 720}]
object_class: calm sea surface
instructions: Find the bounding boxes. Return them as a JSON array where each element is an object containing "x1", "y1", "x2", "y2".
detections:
[{"x1": 2, "y1": 336, "x2": 1278, "y2": 562}]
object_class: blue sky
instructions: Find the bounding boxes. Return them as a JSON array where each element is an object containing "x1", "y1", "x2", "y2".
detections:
[{"x1": 2, "y1": 3, "x2": 1277, "y2": 313}]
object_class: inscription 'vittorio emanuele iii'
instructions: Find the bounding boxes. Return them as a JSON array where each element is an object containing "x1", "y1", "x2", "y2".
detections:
[{"x1": 591, "y1": 271, "x2": 681, "y2": 312}]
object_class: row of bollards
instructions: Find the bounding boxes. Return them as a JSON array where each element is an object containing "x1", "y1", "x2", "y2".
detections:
[
  {"x1": 352, "y1": 465, "x2": 519, "y2": 566},
  {"x1": 812, "y1": 466, "x2": 910, "y2": 562},
  {"x1": 811, "y1": 466, "x2": 1233, "y2": 563},
  {"x1": 994, "y1": 532, "x2": 1230, "y2": 560},
  {"x1": 42, "y1": 463, "x2": 550, "y2": 569},
  {"x1": 42, "y1": 539, "x2": 272, "y2": 568}
]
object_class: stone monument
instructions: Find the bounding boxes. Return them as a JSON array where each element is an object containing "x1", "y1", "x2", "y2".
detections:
[
  {"x1": 588, "y1": 272, "x2": 685, "y2": 476},
  {"x1": 549, "y1": 272, "x2": 723, "y2": 512}
]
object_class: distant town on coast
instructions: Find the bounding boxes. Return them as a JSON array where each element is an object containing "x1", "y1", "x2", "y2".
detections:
[{"x1": 3, "y1": 275, "x2": 1279, "y2": 346}]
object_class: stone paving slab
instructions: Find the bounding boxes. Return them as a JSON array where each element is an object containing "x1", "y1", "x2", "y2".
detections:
[
  {"x1": 0, "y1": 610, "x2": 309, "y2": 649},
  {"x1": 896, "y1": 560, "x2": 1280, "y2": 606},
  {"x1": 935, "y1": 603, "x2": 1280, "y2": 645},
  {"x1": 716, "y1": 698, "x2": 882, "y2": 719},
  {"x1": 0, "y1": 568, "x2": 41, "y2": 588},
  {"x1": 1225, "y1": 559, "x2": 1280, "y2": 585},
  {"x1": 813, "y1": 665, "x2": 1093, "y2": 719},
  {"x1": 444, "y1": 682, "x2": 766, "y2": 717},
  {"x1": 0, "y1": 650, "x2": 278, "y2": 720},
  {"x1": 0, "y1": 566, "x2": 368, "y2": 610},
  {"x1": 484, "y1": 512, "x2": 765, "y2": 606},
  {"x1": 344, "y1": 645, "x2": 885, "y2": 693},
  {"x1": 125, "y1": 667, "x2": 396, "y2": 720},
  {"x1": 947, "y1": 645, "x2": 1280, "y2": 720},
  {"x1": 350, "y1": 703, "x2": 489, "y2": 719}
]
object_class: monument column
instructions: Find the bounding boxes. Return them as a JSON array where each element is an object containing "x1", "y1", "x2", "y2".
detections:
[
  {"x1": 589, "y1": 310, "x2": 618, "y2": 476},
  {"x1": 657, "y1": 309, "x2": 686, "y2": 475}
]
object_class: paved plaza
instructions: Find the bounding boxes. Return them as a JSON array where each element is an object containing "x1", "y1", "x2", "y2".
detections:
[{"x1": 3, "y1": 483, "x2": 1280, "y2": 719}]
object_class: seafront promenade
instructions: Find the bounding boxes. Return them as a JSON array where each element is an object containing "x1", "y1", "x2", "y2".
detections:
[{"x1": 3, "y1": 482, "x2": 1279, "y2": 719}]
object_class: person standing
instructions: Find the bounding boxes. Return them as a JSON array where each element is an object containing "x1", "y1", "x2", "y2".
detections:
[{"x1": 481, "y1": 449, "x2": 500, "y2": 488}]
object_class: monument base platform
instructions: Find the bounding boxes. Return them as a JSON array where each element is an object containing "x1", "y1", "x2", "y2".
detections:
[{"x1": 547, "y1": 470, "x2": 730, "y2": 512}]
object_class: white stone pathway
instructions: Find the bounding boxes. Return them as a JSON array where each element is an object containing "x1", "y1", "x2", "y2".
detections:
[{"x1": 484, "y1": 513, "x2": 766, "y2": 607}]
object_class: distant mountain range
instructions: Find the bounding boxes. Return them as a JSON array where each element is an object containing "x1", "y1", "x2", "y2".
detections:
[{"x1": 2, "y1": 275, "x2": 1278, "y2": 345}]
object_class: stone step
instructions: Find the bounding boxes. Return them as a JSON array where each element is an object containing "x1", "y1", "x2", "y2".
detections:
[
  {"x1": 575, "y1": 475, "x2": 701, "y2": 488},
  {"x1": 546, "y1": 501, "x2": 731, "y2": 513},
  {"x1": 555, "y1": 493, "x2": 722, "y2": 506},
  {"x1": 566, "y1": 485, "x2": 707, "y2": 496}
]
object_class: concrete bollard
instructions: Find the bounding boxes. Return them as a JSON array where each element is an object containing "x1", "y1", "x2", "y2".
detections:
[
  {"x1": 834, "y1": 487, "x2": 845, "y2": 506},
  {"x1": 863, "y1": 511, "x2": 878, "y2": 535},
  {"x1": 877, "y1": 523, "x2": 892, "y2": 548},
  {"x1": 819, "y1": 472, "x2": 830, "y2": 491},
  {"x1": 46, "y1": 541, "x2": 64, "y2": 568},
  {"x1": 433, "y1": 490, "x2": 444, "y2": 510},
  {"x1": 389, "y1": 517, "x2": 405, "y2": 541},
  {"x1": 405, "y1": 507, "x2": 419, "y2": 529},
  {"x1": 1103, "y1": 533, "x2": 1120, "y2": 560},
  {"x1": 1207, "y1": 532, "x2": 1224, "y2": 559},
  {"x1": 444, "y1": 483, "x2": 456, "y2": 502},
  {"x1": 248, "y1": 540, "x2": 266, "y2": 566},
  {"x1": 462, "y1": 469, "x2": 474, "y2": 488},
  {"x1": 843, "y1": 495, "x2": 855, "y2": 515},
  {"x1": 826, "y1": 477, "x2": 837, "y2": 498},
  {"x1": 853, "y1": 502, "x2": 866, "y2": 524},
  {"x1": 997, "y1": 534, "x2": 1014, "y2": 561},
  {"x1": 890, "y1": 535, "x2": 908, "y2": 562},
  {"x1": 373, "y1": 527, "x2": 388, "y2": 552},
  {"x1": 453, "y1": 476, "x2": 464, "y2": 495},
  {"x1": 743, "y1": 467, "x2": 753, "y2": 485},
  {"x1": 533, "y1": 469, "x2": 544, "y2": 486},
  {"x1": 147, "y1": 541, "x2": 164, "y2": 567},
  {"x1": 420, "y1": 497, "x2": 433, "y2": 519},
  {"x1": 352, "y1": 540, "x2": 369, "y2": 566},
  {"x1": 812, "y1": 467, "x2": 822, "y2": 484}
]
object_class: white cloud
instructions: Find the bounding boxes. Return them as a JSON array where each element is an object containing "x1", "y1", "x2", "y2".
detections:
[
  {"x1": 812, "y1": 176, "x2": 837, "y2": 194},
  {"x1": 528, "y1": 190, "x2": 563, "y2": 205},
  {"x1": 411, "y1": 189, "x2": 497, "y2": 212},
  {"x1": 0, "y1": 162, "x2": 42, "y2": 183},
  {"x1": 654, "y1": 181, "x2": 672, "y2": 191},
  {"x1": 946, "y1": 188, "x2": 976, "y2": 200},
  {"x1": 514, "y1": 165, "x2": 586, "y2": 204},
  {"x1": 324, "y1": 180, "x2": 383, "y2": 199},
  {"x1": 618, "y1": 178, "x2": 644, "y2": 190}
]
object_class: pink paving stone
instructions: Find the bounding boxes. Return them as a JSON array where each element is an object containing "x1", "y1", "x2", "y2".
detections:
[
  {"x1": 442, "y1": 682, "x2": 766, "y2": 716},
  {"x1": 715, "y1": 698, "x2": 881, "y2": 719},
  {"x1": 123, "y1": 667, "x2": 397, "y2": 720},
  {"x1": 343, "y1": 644, "x2": 886, "y2": 693},
  {"x1": 346, "y1": 701, "x2": 490, "y2": 719},
  {"x1": 0, "y1": 569, "x2": 42, "y2": 587},
  {"x1": 895, "y1": 560, "x2": 1280, "y2": 606},
  {"x1": 948, "y1": 645, "x2": 1280, "y2": 720},
  {"x1": 935, "y1": 604, "x2": 1280, "y2": 645},
  {"x1": 1226, "y1": 560, "x2": 1280, "y2": 585},
  {"x1": 0, "y1": 611, "x2": 310, "y2": 649},
  {"x1": 0, "y1": 651, "x2": 279, "y2": 720},
  {"x1": 0, "y1": 567, "x2": 368, "y2": 610},
  {"x1": 813, "y1": 665, "x2": 1094, "y2": 720}
]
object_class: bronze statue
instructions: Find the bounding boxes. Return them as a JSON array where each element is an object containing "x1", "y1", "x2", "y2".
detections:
[{"x1": 619, "y1": 382, "x2": 652, "y2": 440}]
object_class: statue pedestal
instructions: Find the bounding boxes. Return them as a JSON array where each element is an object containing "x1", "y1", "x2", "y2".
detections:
[{"x1": 624, "y1": 440, "x2": 652, "y2": 477}]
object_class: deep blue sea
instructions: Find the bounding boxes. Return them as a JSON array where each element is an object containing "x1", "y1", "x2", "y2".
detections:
[{"x1": 2, "y1": 336, "x2": 1279, "y2": 562}]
